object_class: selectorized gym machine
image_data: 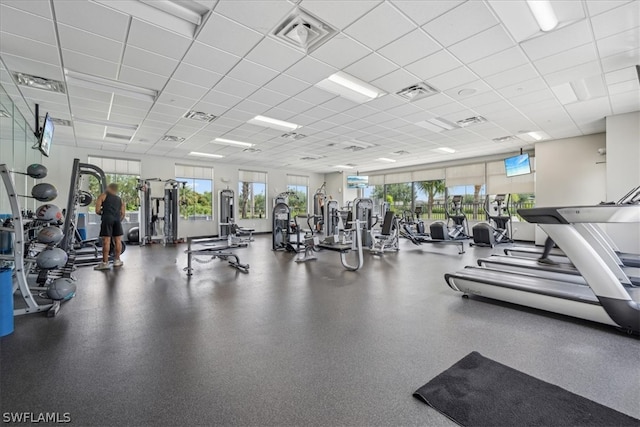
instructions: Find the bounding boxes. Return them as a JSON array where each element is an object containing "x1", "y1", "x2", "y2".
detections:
[
  {"x1": 219, "y1": 189, "x2": 254, "y2": 243},
  {"x1": 138, "y1": 178, "x2": 184, "y2": 245},
  {"x1": 313, "y1": 182, "x2": 326, "y2": 233},
  {"x1": 472, "y1": 194, "x2": 513, "y2": 247},
  {"x1": 352, "y1": 198, "x2": 376, "y2": 248},
  {"x1": 272, "y1": 199, "x2": 294, "y2": 251}
]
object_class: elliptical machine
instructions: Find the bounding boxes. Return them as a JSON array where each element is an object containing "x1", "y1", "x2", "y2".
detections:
[
  {"x1": 472, "y1": 194, "x2": 513, "y2": 247},
  {"x1": 430, "y1": 195, "x2": 470, "y2": 241}
]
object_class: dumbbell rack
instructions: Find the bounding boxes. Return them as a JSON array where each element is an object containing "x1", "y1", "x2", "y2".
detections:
[{"x1": 0, "y1": 164, "x2": 59, "y2": 316}]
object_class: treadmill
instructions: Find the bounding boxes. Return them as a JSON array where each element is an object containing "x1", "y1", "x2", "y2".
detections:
[{"x1": 445, "y1": 202, "x2": 640, "y2": 333}]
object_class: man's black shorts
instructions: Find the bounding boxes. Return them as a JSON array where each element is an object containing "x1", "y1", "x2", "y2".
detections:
[{"x1": 100, "y1": 217, "x2": 123, "y2": 237}]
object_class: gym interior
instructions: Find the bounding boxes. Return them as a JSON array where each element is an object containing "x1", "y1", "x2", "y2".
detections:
[{"x1": 1, "y1": 1, "x2": 639, "y2": 425}]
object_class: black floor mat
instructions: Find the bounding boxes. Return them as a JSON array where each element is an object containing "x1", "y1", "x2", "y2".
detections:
[{"x1": 413, "y1": 351, "x2": 639, "y2": 426}]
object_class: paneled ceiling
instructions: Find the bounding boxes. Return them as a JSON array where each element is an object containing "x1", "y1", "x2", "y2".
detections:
[{"x1": 0, "y1": 0, "x2": 638, "y2": 173}]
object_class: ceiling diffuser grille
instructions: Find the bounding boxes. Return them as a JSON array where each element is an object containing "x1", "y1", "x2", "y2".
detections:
[
  {"x1": 40, "y1": 116, "x2": 72, "y2": 127},
  {"x1": 273, "y1": 8, "x2": 337, "y2": 53},
  {"x1": 105, "y1": 133, "x2": 132, "y2": 141},
  {"x1": 13, "y1": 72, "x2": 66, "y2": 94},
  {"x1": 281, "y1": 132, "x2": 307, "y2": 140},
  {"x1": 396, "y1": 82, "x2": 439, "y2": 101},
  {"x1": 184, "y1": 110, "x2": 217, "y2": 122},
  {"x1": 456, "y1": 116, "x2": 487, "y2": 127},
  {"x1": 492, "y1": 135, "x2": 518, "y2": 143},
  {"x1": 162, "y1": 135, "x2": 185, "y2": 142}
]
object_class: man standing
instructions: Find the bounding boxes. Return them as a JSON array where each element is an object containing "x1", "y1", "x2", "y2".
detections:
[{"x1": 94, "y1": 183, "x2": 125, "y2": 270}]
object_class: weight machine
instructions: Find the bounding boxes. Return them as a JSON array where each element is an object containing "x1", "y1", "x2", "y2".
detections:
[
  {"x1": 219, "y1": 189, "x2": 254, "y2": 243},
  {"x1": 138, "y1": 178, "x2": 184, "y2": 245},
  {"x1": 313, "y1": 182, "x2": 326, "y2": 233},
  {"x1": 352, "y1": 198, "x2": 376, "y2": 248}
]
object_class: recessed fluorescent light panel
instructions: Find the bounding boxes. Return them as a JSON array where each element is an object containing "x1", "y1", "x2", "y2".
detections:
[
  {"x1": 517, "y1": 131, "x2": 551, "y2": 142},
  {"x1": 316, "y1": 71, "x2": 385, "y2": 103},
  {"x1": 189, "y1": 152, "x2": 224, "y2": 158},
  {"x1": 184, "y1": 110, "x2": 217, "y2": 122},
  {"x1": 376, "y1": 158, "x2": 397, "y2": 163},
  {"x1": 415, "y1": 117, "x2": 458, "y2": 133},
  {"x1": 212, "y1": 138, "x2": 254, "y2": 148},
  {"x1": 0, "y1": 110, "x2": 10, "y2": 118},
  {"x1": 433, "y1": 147, "x2": 456, "y2": 154},
  {"x1": 333, "y1": 164, "x2": 354, "y2": 169},
  {"x1": 65, "y1": 69, "x2": 157, "y2": 102},
  {"x1": 248, "y1": 115, "x2": 300, "y2": 131},
  {"x1": 13, "y1": 72, "x2": 66, "y2": 94},
  {"x1": 526, "y1": 0, "x2": 558, "y2": 32}
]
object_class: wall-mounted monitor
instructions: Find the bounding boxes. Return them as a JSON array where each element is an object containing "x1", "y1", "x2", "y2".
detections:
[
  {"x1": 38, "y1": 113, "x2": 54, "y2": 157},
  {"x1": 504, "y1": 153, "x2": 531, "y2": 177},
  {"x1": 347, "y1": 175, "x2": 368, "y2": 189}
]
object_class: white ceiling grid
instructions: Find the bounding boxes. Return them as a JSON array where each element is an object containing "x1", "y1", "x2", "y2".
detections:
[{"x1": 0, "y1": 0, "x2": 637, "y2": 172}]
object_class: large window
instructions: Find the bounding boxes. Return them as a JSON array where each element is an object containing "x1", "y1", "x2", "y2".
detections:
[
  {"x1": 287, "y1": 175, "x2": 309, "y2": 217},
  {"x1": 87, "y1": 157, "x2": 141, "y2": 223},
  {"x1": 239, "y1": 170, "x2": 267, "y2": 219},
  {"x1": 414, "y1": 180, "x2": 446, "y2": 219},
  {"x1": 175, "y1": 164, "x2": 213, "y2": 221}
]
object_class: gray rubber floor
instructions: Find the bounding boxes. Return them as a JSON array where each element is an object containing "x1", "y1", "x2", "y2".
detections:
[{"x1": 1, "y1": 236, "x2": 638, "y2": 426}]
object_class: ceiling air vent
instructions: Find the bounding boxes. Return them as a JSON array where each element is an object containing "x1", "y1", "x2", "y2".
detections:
[
  {"x1": 392, "y1": 150, "x2": 410, "y2": 156},
  {"x1": 272, "y1": 8, "x2": 337, "y2": 53},
  {"x1": 336, "y1": 140, "x2": 375, "y2": 152},
  {"x1": 281, "y1": 132, "x2": 307, "y2": 140},
  {"x1": 243, "y1": 147, "x2": 262, "y2": 153},
  {"x1": 300, "y1": 155, "x2": 325, "y2": 161},
  {"x1": 184, "y1": 110, "x2": 217, "y2": 122},
  {"x1": 105, "y1": 133, "x2": 132, "y2": 141},
  {"x1": 13, "y1": 72, "x2": 66, "y2": 94},
  {"x1": 456, "y1": 116, "x2": 487, "y2": 127},
  {"x1": 492, "y1": 135, "x2": 518, "y2": 143},
  {"x1": 162, "y1": 135, "x2": 186, "y2": 142},
  {"x1": 396, "y1": 82, "x2": 439, "y2": 101}
]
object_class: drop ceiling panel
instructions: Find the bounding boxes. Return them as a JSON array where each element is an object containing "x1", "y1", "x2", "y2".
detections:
[
  {"x1": 543, "y1": 61, "x2": 602, "y2": 87},
  {"x1": 196, "y1": 13, "x2": 262, "y2": 57},
  {"x1": 484, "y1": 63, "x2": 540, "y2": 89},
  {"x1": 609, "y1": 91, "x2": 640, "y2": 114},
  {"x1": 605, "y1": 66, "x2": 638, "y2": 85},
  {"x1": 122, "y1": 46, "x2": 179, "y2": 76},
  {"x1": 284, "y1": 56, "x2": 337, "y2": 85},
  {"x1": 371, "y1": 68, "x2": 418, "y2": 93},
  {"x1": 389, "y1": 0, "x2": 465, "y2": 26},
  {"x1": 422, "y1": 1, "x2": 498, "y2": 47},
  {"x1": 343, "y1": 53, "x2": 398, "y2": 82},
  {"x1": 1, "y1": 0, "x2": 52, "y2": 19},
  {"x1": 57, "y1": 24, "x2": 123, "y2": 63},
  {"x1": 263, "y1": 74, "x2": 310, "y2": 96},
  {"x1": 246, "y1": 88, "x2": 290, "y2": 107},
  {"x1": 245, "y1": 38, "x2": 305, "y2": 72},
  {"x1": 0, "y1": 5, "x2": 56, "y2": 45},
  {"x1": 596, "y1": 28, "x2": 640, "y2": 59},
  {"x1": 600, "y1": 48, "x2": 640, "y2": 73},
  {"x1": 214, "y1": 76, "x2": 260, "y2": 99},
  {"x1": 299, "y1": 0, "x2": 382, "y2": 30},
  {"x1": 497, "y1": 76, "x2": 548, "y2": 99},
  {"x1": 118, "y1": 66, "x2": 169, "y2": 91},
  {"x1": 309, "y1": 35, "x2": 370, "y2": 69},
  {"x1": 520, "y1": 20, "x2": 592, "y2": 61},
  {"x1": 587, "y1": 1, "x2": 632, "y2": 17},
  {"x1": 127, "y1": 18, "x2": 192, "y2": 59},
  {"x1": 590, "y1": 0, "x2": 639, "y2": 40},
  {"x1": 295, "y1": 87, "x2": 337, "y2": 105},
  {"x1": 213, "y1": 0, "x2": 295, "y2": 34},
  {"x1": 53, "y1": 0, "x2": 129, "y2": 42},
  {"x1": 405, "y1": 50, "x2": 462, "y2": 81},
  {"x1": 343, "y1": 2, "x2": 413, "y2": 51},
  {"x1": 428, "y1": 66, "x2": 477, "y2": 91},
  {"x1": 2, "y1": 54, "x2": 63, "y2": 80},
  {"x1": 156, "y1": 92, "x2": 195, "y2": 109},
  {"x1": 172, "y1": 63, "x2": 223, "y2": 89},
  {"x1": 377, "y1": 29, "x2": 440, "y2": 66},
  {"x1": 163, "y1": 79, "x2": 209, "y2": 99},
  {"x1": 67, "y1": 85, "x2": 113, "y2": 104},
  {"x1": 448, "y1": 25, "x2": 515, "y2": 64},
  {"x1": 201, "y1": 90, "x2": 243, "y2": 109},
  {"x1": 533, "y1": 43, "x2": 598, "y2": 75},
  {"x1": 467, "y1": 46, "x2": 530, "y2": 78},
  {"x1": 182, "y1": 42, "x2": 240, "y2": 75},
  {"x1": 0, "y1": 33, "x2": 60, "y2": 67},
  {"x1": 62, "y1": 49, "x2": 119, "y2": 79}
]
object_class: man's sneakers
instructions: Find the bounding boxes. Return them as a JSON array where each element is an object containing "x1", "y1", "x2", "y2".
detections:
[
  {"x1": 113, "y1": 260, "x2": 124, "y2": 268},
  {"x1": 94, "y1": 262, "x2": 110, "y2": 271},
  {"x1": 538, "y1": 257, "x2": 559, "y2": 266}
]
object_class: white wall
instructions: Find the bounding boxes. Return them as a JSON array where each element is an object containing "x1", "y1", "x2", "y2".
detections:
[
  {"x1": 534, "y1": 133, "x2": 607, "y2": 244},
  {"x1": 43, "y1": 145, "x2": 324, "y2": 238},
  {"x1": 323, "y1": 171, "x2": 357, "y2": 206},
  {"x1": 606, "y1": 111, "x2": 640, "y2": 253}
]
